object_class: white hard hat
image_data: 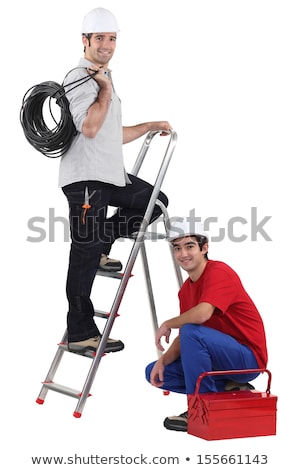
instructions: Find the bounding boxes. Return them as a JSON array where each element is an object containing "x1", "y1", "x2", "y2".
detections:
[
  {"x1": 167, "y1": 217, "x2": 209, "y2": 242},
  {"x1": 81, "y1": 7, "x2": 120, "y2": 34}
]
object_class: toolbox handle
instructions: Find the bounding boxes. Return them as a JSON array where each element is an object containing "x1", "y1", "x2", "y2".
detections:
[{"x1": 194, "y1": 368, "x2": 272, "y2": 395}]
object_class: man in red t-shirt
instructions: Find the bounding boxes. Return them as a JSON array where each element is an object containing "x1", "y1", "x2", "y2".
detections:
[{"x1": 145, "y1": 218, "x2": 268, "y2": 432}]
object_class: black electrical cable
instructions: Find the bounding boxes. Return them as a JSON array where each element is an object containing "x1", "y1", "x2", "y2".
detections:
[{"x1": 19, "y1": 70, "x2": 97, "y2": 158}]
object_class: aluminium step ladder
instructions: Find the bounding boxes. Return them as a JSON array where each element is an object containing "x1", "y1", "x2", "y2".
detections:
[{"x1": 36, "y1": 130, "x2": 183, "y2": 417}]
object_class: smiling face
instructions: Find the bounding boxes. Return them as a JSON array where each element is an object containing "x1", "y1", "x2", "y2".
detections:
[
  {"x1": 82, "y1": 32, "x2": 117, "y2": 67},
  {"x1": 172, "y1": 236, "x2": 208, "y2": 281}
]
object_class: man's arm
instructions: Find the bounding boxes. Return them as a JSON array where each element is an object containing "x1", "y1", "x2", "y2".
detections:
[
  {"x1": 161, "y1": 334, "x2": 181, "y2": 364},
  {"x1": 155, "y1": 302, "x2": 215, "y2": 351},
  {"x1": 82, "y1": 69, "x2": 112, "y2": 139},
  {"x1": 150, "y1": 335, "x2": 180, "y2": 387},
  {"x1": 122, "y1": 121, "x2": 172, "y2": 144}
]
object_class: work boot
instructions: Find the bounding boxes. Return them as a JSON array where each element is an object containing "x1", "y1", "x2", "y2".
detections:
[
  {"x1": 225, "y1": 381, "x2": 255, "y2": 391},
  {"x1": 99, "y1": 254, "x2": 123, "y2": 272},
  {"x1": 68, "y1": 335, "x2": 124, "y2": 354},
  {"x1": 163, "y1": 411, "x2": 188, "y2": 432}
]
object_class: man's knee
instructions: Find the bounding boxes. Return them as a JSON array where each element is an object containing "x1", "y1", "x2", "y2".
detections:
[
  {"x1": 180, "y1": 323, "x2": 197, "y2": 339},
  {"x1": 159, "y1": 191, "x2": 168, "y2": 208},
  {"x1": 145, "y1": 361, "x2": 155, "y2": 383},
  {"x1": 180, "y1": 324, "x2": 213, "y2": 352}
]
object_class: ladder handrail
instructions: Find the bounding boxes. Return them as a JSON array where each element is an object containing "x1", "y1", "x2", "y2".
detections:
[{"x1": 130, "y1": 130, "x2": 169, "y2": 177}]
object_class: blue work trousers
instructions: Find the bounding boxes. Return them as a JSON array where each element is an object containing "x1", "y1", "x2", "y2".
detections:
[
  {"x1": 63, "y1": 174, "x2": 168, "y2": 342},
  {"x1": 145, "y1": 324, "x2": 259, "y2": 394}
]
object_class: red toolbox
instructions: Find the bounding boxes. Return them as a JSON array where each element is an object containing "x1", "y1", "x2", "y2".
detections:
[{"x1": 188, "y1": 369, "x2": 277, "y2": 440}]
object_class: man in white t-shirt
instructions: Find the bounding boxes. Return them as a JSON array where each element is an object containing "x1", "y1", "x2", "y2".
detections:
[{"x1": 60, "y1": 7, "x2": 172, "y2": 354}]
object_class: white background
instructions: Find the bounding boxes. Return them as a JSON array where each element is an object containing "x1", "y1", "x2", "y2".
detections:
[{"x1": 2, "y1": 0, "x2": 299, "y2": 468}]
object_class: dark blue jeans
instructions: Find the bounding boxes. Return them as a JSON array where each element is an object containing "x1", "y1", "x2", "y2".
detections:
[
  {"x1": 62, "y1": 175, "x2": 168, "y2": 342},
  {"x1": 145, "y1": 324, "x2": 259, "y2": 394}
]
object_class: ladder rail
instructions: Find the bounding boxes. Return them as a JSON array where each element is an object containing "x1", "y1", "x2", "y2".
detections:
[
  {"x1": 130, "y1": 130, "x2": 160, "y2": 176},
  {"x1": 139, "y1": 241, "x2": 160, "y2": 342},
  {"x1": 157, "y1": 200, "x2": 184, "y2": 289},
  {"x1": 73, "y1": 130, "x2": 177, "y2": 416},
  {"x1": 137, "y1": 199, "x2": 183, "y2": 349},
  {"x1": 138, "y1": 200, "x2": 183, "y2": 365},
  {"x1": 36, "y1": 330, "x2": 68, "y2": 403}
]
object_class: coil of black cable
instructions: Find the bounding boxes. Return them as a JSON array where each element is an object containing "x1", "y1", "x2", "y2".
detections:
[{"x1": 20, "y1": 81, "x2": 77, "y2": 158}]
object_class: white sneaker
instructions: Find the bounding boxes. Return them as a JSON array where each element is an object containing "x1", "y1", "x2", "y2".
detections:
[
  {"x1": 68, "y1": 335, "x2": 124, "y2": 353},
  {"x1": 99, "y1": 254, "x2": 122, "y2": 272}
]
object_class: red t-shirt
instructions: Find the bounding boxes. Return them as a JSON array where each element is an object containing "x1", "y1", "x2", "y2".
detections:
[{"x1": 178, "y1": 260, "x2": 268, "y2": 368}]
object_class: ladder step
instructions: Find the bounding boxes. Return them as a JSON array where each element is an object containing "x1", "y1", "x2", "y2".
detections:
[
  {"x1": 42, "y1": 382, "x2": 91, "y2": 400},
  {"x1": 58, "y1": 342, "x2": 96, "y2": 359},
  {"x1": 96, "y1": 270, "x2": 124, "y2": 279},
  {"x1": 127, "y1": 231, "x2": 166, "y2": 241},
  {"x1": 94, "y1": 309, "x2": 109, "y2": 319}
]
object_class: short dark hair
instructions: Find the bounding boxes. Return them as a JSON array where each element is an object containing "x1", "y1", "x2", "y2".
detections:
[
  {"x1": 194, "y1": 235, "x2": 209, "y2": 260},
  {"x1": 82, "y1": 33, "x2": 92, "y2": 52}
]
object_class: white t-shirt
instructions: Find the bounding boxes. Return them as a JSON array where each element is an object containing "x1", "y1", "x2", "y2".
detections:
[{"x1": 58, "y1": 58, "x2": 130, "y2": 188}]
